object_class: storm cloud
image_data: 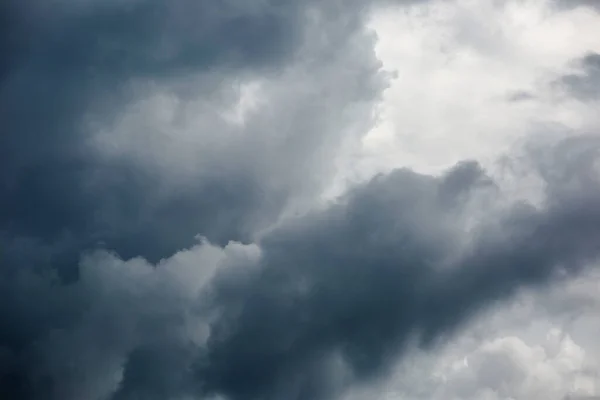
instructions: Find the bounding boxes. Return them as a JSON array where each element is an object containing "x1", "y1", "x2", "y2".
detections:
[
  {"x1": 2, "y1": 135, "x2": 600, "y2": 399},
  {"x1": 0, "y1": 0, "x2": 388, "y2": 269},
  {"x1": 2, "y1": 0, "x2": 600, "y2": 399}
]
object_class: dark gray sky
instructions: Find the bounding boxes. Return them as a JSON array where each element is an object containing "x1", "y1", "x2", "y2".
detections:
[{"x1": 1, "y1": 1, "x2": 600, "y2": 399}]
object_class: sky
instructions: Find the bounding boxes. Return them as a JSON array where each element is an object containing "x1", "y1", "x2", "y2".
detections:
[{"x1": 1, "y1": 0, "x2": 600, "y2": 399}]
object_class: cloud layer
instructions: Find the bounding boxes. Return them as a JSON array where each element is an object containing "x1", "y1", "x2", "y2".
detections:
[
  {"x1": 1, "y1": 0, "x2": 600, "y2": 399},
  {"x1": 3, "y1": 135, "x2": 600, "y2": 400}
]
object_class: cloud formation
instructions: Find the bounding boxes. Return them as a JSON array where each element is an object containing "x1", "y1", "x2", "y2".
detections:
[
  {"x1": 345, "y1": 262, "x2": 600, "y2": 400},
  {"x1": 2, "y1": 0, "x2": 600, "y2": 399},
  {"x1": 0, "y1": 0, "x2": 387, "y2": 270},
  {"x1": 3, "y1": 135, "x2": 600, "y2": 400},
  {"x1": 560, "y1": 53, "x2": 600, "y2": 100}
]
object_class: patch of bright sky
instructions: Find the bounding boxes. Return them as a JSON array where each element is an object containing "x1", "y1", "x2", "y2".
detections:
[{"x1": 348, "y1": 0, "x2": 600, "y2": 182}]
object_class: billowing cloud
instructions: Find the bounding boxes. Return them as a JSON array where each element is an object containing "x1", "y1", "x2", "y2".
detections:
[
  {"x1": 345, "y1": 264, "x2": 600, "y2": 400},
  {"x1": 0, "y1": 0, "x2": 389, "y2": 271},
  {"x1": 2, "y1": 135, "x2": 600, "y2": 400},
  {"x1": 2, "y1": 0, "x2": 600, "y2": 399}
]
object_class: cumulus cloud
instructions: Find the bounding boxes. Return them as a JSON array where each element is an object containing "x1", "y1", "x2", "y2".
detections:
[
  {"x1": 2, "y1": 0, "x2": 600, "y2": 399},
  {"x1": 358, "y1": 0, "x2": 600, "y2": 179},
  {"x1": 0, "y1": 0, "x2": 389, "y2": 270},
  {"x1": 3, "y1": 135, "x2": 600, "y2": 400},
  {"x1": 357, "y1": 328, "x2": 598, "y2": 400},
  {"x1": 345, "y1": 264, "x2": 600, "y2": 400}
]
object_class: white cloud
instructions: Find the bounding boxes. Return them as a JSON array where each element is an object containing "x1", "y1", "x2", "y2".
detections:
[
  {"x1": 344, "y1": 267, "x2": 600, "y2": 400},
  {"x1": 352, "y1": 0, "x2": 600, "y2": 182}
]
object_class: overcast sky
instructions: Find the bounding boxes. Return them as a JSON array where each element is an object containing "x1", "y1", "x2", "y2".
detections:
[{"x1": 2, "y1": 0, "x2": 600, "y2": 399}]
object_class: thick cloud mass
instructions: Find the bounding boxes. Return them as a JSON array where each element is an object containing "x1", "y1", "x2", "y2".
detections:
[
  {"x1": 0, "y1": 0, "x2": 386, "y2": 268},
  {"x1": 197, "y1": 140, "x2": 600, "y2": 400},
  {"x1": 2, "y1": 0, "x2": 600, "y2": 399},
  {"x1": 2, "y1": 136, "x2": 600, "y2": 400}
]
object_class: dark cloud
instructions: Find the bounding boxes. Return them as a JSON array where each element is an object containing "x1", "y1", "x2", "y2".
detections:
[
  {"x1": 1, "y1": 0, "x2": 298, "y2": 270},
  {"x1": 196, "y1": 137, "x2": 600, "y2": 400},
  {"x1": 0, "y1": 0, "x2": 388, "y2": 274},
  {"x1": 559, "y1": 52, "x2": 600, "y2": 100},
  {"x1": 0, "y1": 0, "x2": 395, "y2": 397},
  {"x1": 2, "y1": 137, "x2": 599, "y2": 400},
  {"x1": 3, "y1": 0, "x2": 600, "y2": 399}
]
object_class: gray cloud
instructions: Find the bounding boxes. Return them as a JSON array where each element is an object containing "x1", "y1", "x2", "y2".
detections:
[
  {"x1": 1, "y1": 0, "x2": 297, "y2": 268},
  {"x1": 507, "y1": 90, "x2": 536, "y2": 103},
  {"x1": 196, "y1": 138, "x2": 600, "y2": 400},
  {"x1": 0, "y1": 0, "x2": 397, "y2": 397},
  {"x1": 2, "y1": 137, "x2": 599, "y2": 400},
  {"x1": 558, "y1": 53, "x2": 600, "y2": 100},
  {"x1": 554, "y1": 0, "x2": 600, "y2": 11},
  {"x1": 3, "y1": 1, "x2": 600, "y2": 399},
  {"x1": 0, "y1": 0, "x2": 388, "y2": 274}
]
